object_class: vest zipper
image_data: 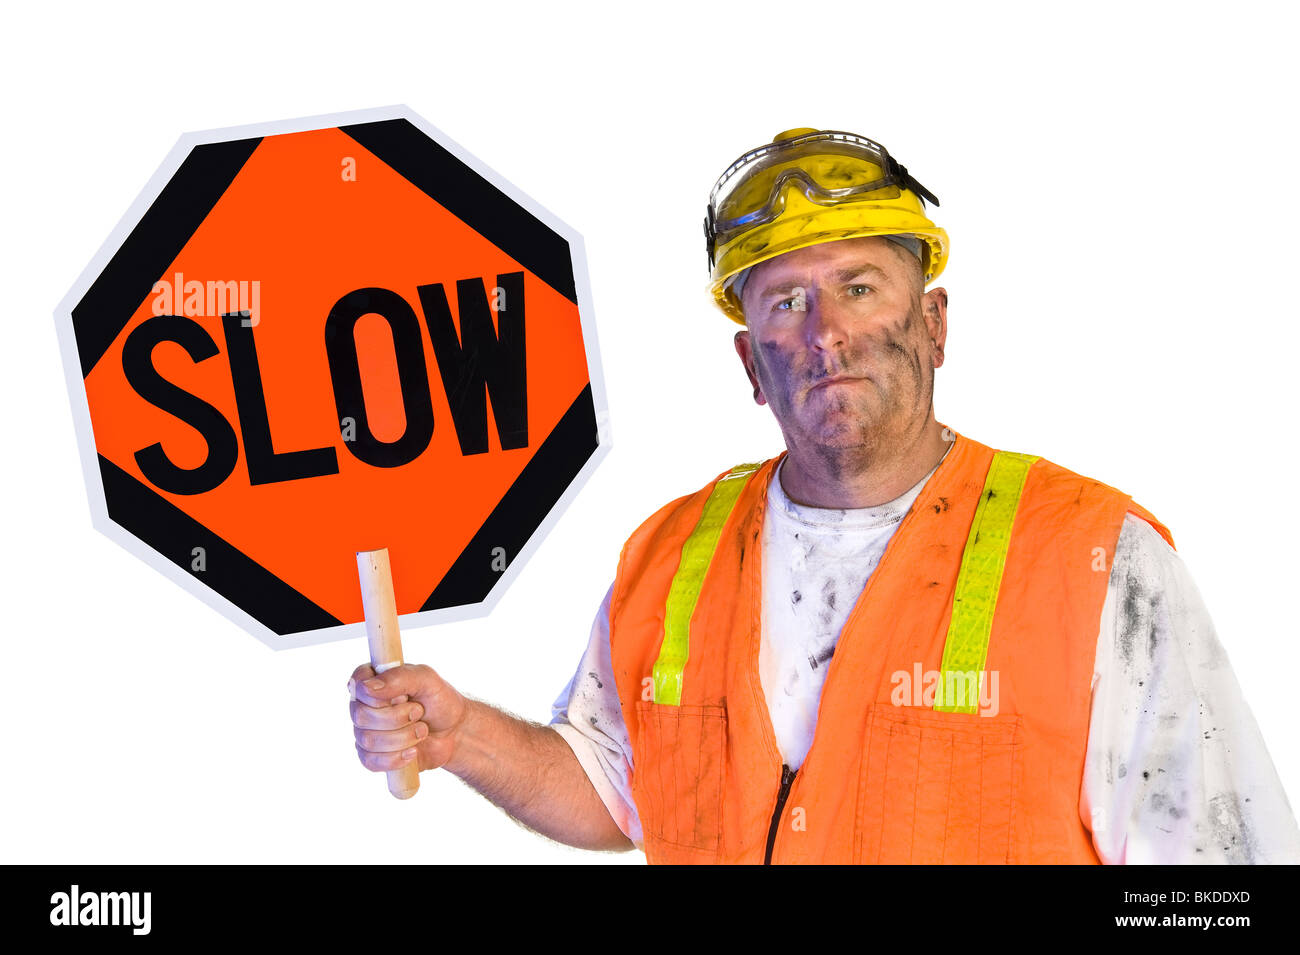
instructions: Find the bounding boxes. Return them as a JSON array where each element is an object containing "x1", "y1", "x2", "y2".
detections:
[{"x1": 763, "y1": 764, "x2": 797, "y2": 865}]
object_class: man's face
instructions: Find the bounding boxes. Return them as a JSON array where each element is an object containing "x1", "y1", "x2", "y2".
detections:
[{"x1": 733, "y1": 236, "x2": 948, "y2": 457}]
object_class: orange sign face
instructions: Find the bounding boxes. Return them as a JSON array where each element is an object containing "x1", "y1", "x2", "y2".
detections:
[{"x1": 57, "y1": 107, "x2": 608, "y2": 647}]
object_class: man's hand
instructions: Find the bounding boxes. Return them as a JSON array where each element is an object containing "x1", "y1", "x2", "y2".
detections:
[
  {"x1": 348, "y1": 663, "x2": 467, "y2": 775},
  {"x1": 344, "y1": 661, "x2": 634, "y2": 852}
]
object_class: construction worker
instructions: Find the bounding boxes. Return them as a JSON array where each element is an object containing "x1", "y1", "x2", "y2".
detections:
[{"x1": 349, "y1": 128, "x2": 1300, "y2": 863}]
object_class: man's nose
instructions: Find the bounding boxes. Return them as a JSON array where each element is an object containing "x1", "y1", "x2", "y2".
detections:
[{"x1": 802, "y1": 289, "x2": 851, "y2": 351}]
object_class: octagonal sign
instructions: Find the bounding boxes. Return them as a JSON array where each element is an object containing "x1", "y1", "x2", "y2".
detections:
[{"x1": 56, "y1": 106, "x2": 609, "y2": 648}]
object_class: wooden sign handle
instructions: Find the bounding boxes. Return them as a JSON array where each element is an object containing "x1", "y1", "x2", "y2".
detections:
[{"x1": 356, "y1": 548, "x2": 420, "y2": 800}]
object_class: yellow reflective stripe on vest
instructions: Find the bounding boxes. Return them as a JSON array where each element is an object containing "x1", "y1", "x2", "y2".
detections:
[
  {"x1": 652, "y1": 462, "x2": 763, "y2": 706},
  {"x1": 934, "y1": 450, "x2": 1040, "y2": 714}
]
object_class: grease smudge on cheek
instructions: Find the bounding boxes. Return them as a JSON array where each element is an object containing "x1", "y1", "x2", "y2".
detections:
[
  {"x1": 757, "y1": 338, "x2": 802, "y2": 410},
  {"x1": 883, "y1": 334, "x2": 923, "y2": 393}
]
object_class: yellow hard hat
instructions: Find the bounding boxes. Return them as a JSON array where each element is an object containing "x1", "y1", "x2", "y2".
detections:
[{"x1": 705, "y1": 128, "x2": 949, "y2": 325}]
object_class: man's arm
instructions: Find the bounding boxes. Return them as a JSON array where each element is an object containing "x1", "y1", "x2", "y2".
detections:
[
  {"x1": 349, "y1": 662, "x2": 633, "y2": 852},
  {"x1": 1081, "y1": 513, "x2": 1300, "y2": 863},
  {"x1": 547, "y1": 581, "x2": 644, "y2": 849}
]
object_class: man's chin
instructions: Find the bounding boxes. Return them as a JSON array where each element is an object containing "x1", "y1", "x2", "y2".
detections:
[{"x1": 806, "y1": 419, "x2": 877, "y2": 451}]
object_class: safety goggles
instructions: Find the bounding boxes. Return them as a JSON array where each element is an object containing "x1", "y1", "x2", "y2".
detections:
[{"x1": 704, "y1": 131, "x2": 940, "y2": 268}]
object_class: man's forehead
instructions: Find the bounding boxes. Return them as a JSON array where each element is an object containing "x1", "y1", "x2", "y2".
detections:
[{"x1": 748, "y1": 238, "x2": 903, "y2": 292}]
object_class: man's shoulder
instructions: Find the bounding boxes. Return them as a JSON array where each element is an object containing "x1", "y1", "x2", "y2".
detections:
[
  {"x1": 609, "y1": 454, "x2": 777, "y2": 616},
  {"x1": 946, "y1": 431, "x2": 1175, "y2": 549},
  {"x1": 619, "y1": 454, "x2": 779, "y2": 545},
  {"x1": 1014, "y1": 448, "x2": 1175, "y2": 550}
]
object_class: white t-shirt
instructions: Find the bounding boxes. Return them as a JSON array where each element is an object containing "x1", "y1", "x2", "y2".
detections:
[{"x1": 550, "y1": 452, "x2": 1300, "y2": 863}]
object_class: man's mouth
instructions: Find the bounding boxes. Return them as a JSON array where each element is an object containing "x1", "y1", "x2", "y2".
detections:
[{"x1": 809, "y1": 374, "x2": 866, "y2": 391}]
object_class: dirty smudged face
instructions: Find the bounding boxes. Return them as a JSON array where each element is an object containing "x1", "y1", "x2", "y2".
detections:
[{"x1": 734, "y1": 236, "x2": 947, "y2": 468}]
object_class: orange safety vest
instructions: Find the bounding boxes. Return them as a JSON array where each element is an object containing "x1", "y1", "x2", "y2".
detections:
[{"x1": 608, "y1": 429, "x2": 1173, "y2": 864}]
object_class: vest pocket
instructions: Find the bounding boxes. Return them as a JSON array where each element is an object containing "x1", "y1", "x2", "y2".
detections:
[
  {"x1": 856, "y1": 702, "x2": 1024, "y2": 864},
  {"x1": 632, "y1": 701, "x2": 727, "y2": 853}
]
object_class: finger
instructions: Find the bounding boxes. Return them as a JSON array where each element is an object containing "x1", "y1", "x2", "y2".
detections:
[
  {"x1": 355, "y1": 663, "x2": 434, "y2": 707},
  {"x1": 350, "y1": 699, "x2": 424, "y2": 731},
  {"x1": 347, "y1": 664, "x2": 376, "y2": 701},
  {"x1": 352, "y1": 678, "x2": 406, "y2": 707},
  {"x1": 354, "y1": 720, "x2": 429, "y2": 754},
  {"x1": 355, "y1": 742, "x2": 420, "y2": 773}
]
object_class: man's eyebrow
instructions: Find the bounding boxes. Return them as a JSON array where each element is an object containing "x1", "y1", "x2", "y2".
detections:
[
  {"x1": 754, "y1": 282, "x2": 803, "y2": 301},
  {"x1": 755, "y1": 264, "x2": 890, "y2": 301},
  {"x1": 833, "y1": 264, "x2": 889, "y2": 283}
]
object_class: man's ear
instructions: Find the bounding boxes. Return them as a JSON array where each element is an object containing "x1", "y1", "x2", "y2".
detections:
[
  {"x1": 734, "y1": 330, "x2": 767, "y2": 406},
  {"x1": 922, "y1": 286, "x2": 948, "y2": 368}
]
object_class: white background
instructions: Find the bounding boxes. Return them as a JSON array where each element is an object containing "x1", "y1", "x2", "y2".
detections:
[{"x1": 2, "y1": 1, "x2": 1297, "y2": 864}]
